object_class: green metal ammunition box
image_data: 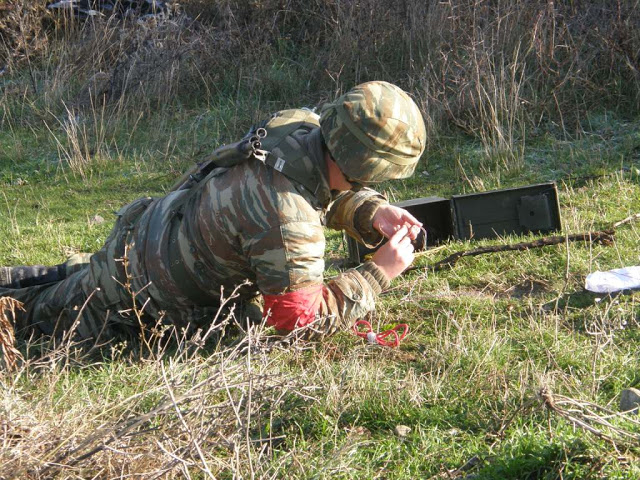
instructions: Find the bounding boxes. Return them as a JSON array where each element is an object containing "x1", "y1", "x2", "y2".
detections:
[{"x1": 346, "y1": 182, "x2": 561, "y2": 265}]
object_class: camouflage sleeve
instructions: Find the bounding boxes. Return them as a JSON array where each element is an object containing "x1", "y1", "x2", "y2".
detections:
[
  {"x1": 325, "y1": 188, "x2": 388, "y2": 248},
  {"x1": 263, "y1": 260, "x2": 390, "y2": 337},
  {"x1": 247, "y1": 220, "x2": 327, "y2": 295},
  {"x1": 247, "y1": 217, "x2": 391, "y2": 336},
  {"x1": 240, "y1": 171, "x2": 391, "y2": 337},
  {"x1": 314, "y1": 260, "x2": 390, "y2": 336}
]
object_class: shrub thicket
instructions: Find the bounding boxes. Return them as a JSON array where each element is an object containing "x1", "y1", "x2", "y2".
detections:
[{"x1": 2, "y1": 1, "x2": 639, "y2": 140}]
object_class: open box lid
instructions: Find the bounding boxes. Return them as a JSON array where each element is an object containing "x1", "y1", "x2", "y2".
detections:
[
  {"x1": 451, "y1": 182, "x2": 561, "y2": 240},
  {"x1": 345, "y1": 182, "x2": 562, "y2": 265}
]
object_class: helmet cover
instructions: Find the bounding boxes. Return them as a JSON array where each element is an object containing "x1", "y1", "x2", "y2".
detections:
[{"x1": 320, "y1": 81, "x2": 426, "y2": 183}]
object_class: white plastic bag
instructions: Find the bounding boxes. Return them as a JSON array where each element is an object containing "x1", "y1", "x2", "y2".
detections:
[{"x1": 585, "y1": 266, "x2": 640, "y2": 293}]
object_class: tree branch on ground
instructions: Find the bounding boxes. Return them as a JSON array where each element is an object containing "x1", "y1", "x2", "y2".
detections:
[{"x1": 407, "y1": 213, "x2": 640, "y2": 273}]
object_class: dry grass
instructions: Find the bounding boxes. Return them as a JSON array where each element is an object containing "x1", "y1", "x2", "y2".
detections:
[
  {"x1": 0, "y1": 321, "x2": 318, "y2": 479},
  {"x1": 0, "y1": 297, "x2": 24, "y2": 371},
  {"x1": 2, "y1": 2, "x2": 640, "y2": 478},
  {"x1": 4, "y1": 1, "x2": 639, "y2": 124},
  {"x1": 2, "y1": 1, "x2": 638, "y2": 178}
]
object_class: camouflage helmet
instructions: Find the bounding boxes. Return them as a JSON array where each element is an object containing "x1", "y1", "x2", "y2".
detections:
[{"x1": 320, "y1": 81, "x2": 426, "y2": 184}]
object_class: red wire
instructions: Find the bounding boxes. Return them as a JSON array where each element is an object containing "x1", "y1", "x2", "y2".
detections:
[{"x1": 353, "y1": 320, "x2": 409, "y2": 348}]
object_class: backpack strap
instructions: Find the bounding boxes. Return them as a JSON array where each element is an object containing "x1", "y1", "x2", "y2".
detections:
[
  {"x1": 171, "y1": 109, "x2": 324, "y2": 214},
  {"x1": 259, "y1": 109, "x2": 324, "y2": 197}
]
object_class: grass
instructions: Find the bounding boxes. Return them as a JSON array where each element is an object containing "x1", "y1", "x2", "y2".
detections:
[
  {"x1": 1, "y1": 3, "x2": 640, "y2": 478},
  {"x1": 2, "y1": 96, "x2": 639, "y2": 477}
]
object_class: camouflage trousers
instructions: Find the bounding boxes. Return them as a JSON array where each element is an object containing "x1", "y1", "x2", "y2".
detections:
[
  {"x1": 0, "y1": 197, "x2": 260, "y2": 342},
  {"x1": 0, "y1": 197, "x2": 153, "y2": 341}
]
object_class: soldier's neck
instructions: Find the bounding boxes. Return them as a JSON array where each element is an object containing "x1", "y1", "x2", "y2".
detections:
[
  {"x1": 300, "y1": 127, "x2": 332, "y2": 208},
  {"x1": 325, "y1": 153, "x2": 353, "y2": 191}
]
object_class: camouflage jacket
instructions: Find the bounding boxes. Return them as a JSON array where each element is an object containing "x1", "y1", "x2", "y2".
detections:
[{"x1": 122, "y1": 109, "x2": 391, "y2": 335}]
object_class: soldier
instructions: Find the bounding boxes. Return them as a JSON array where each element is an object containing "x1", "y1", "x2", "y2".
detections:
[{"x1": 0, "y1": 81, "x2": 426, "y2": 341}]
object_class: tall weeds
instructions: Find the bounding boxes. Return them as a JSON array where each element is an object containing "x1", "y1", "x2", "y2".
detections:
[{"x1": 2, "y1": 0, "x2": 639, "y2": 174}]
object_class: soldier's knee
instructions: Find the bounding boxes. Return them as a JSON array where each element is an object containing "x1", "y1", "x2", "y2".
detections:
[{"x1": 62, "y1": 253, "x2": 93, "y2": 277}]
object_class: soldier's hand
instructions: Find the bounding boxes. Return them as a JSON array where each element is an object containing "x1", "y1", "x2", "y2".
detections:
[
  {"x1": 371, "y1": 225, "x2": 415, "y2": 281},
  {"x1": 373, "y1": 204, "x2": 422, "y2": 240}
]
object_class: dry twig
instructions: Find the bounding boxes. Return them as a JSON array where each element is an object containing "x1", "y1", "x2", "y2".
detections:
[
  {"x1": 613, "y1": 213, "x2": 640, "y2": 229},
  {"x1": 410, "y1": 212, "x2": 640, "y2": 273},
  {"x1": 0, "y1": 297, "x2": 25, "y2": 371},
  {"x1": 408, "y1": 230, "x2": 615, "y2": 273},
  {"x1": 27, "y1": 325, "x2": 315, "y2": 479},
  {"x1": 539, "y1": 386, "x2": 640, "y2": 449}
]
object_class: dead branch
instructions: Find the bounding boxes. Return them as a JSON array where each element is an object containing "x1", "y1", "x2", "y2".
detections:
[
  {"x1": 613, "y1": 213, "x2": 640, "y2": 229},
  {"x1": 408, "y1": 230, "x2": 615, "y2": 273},
  {"x1": 538, "y1": 386, "x2": 640, "y2": 450},
  {"x1": 408, "y1": 212, "x2": 640, "y2": 273}
]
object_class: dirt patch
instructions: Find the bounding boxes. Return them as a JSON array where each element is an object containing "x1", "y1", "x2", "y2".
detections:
[
  {"x1": 429, "y1": 287, "x2": 497, "y2": 301},
  {"x1": 501, "y1": 278, "x2": 552, "y2": 298}
]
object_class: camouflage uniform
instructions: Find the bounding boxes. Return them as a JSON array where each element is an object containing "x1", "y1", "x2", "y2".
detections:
[
  {"x1": 1, "y1": 116, "x2": 391, "y2": 340},
  {"x1": 1, "y1": 81, "x2": 426, "y2": 341}
]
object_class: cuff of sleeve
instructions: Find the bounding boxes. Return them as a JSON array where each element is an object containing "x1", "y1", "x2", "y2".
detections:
[
  {"x1": 356, "y1": 260, "x2": 391, "y2": 295},
  {"x1": 354, "y1": 196, "x2": 387, "y2": 248}
]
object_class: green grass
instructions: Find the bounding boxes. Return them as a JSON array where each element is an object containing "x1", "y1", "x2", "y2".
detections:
[{"x1": 2, "y1": 76, "x2": 640, "y2": 479}]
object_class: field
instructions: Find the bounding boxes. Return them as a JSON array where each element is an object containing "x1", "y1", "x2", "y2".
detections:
[{"x1": 1, "y1": 2, "x2": 640, "y2": 478}]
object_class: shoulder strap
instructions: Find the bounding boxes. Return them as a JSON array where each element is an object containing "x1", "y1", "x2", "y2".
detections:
[
  {"x1": 258, "y1": 109, "x2": 321, "y2": 149},
  {"x1": 171, "y1": 109, "x2": 323, "y2": 212},
  {"x1": 259, "y1": 109, "x2": 324, "y2": 196}
]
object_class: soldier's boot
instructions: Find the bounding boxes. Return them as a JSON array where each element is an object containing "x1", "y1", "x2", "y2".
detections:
[{"x1": 0, "y1": 253, "x2": 92, "y2": 289}]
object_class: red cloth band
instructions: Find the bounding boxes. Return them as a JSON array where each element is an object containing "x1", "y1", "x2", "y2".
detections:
[{"x1": 263, "y1": 284, "x2": 324, "y2": 332}]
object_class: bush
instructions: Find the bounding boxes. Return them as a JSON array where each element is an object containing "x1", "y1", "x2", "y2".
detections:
[
  {"x1": 4, "y1": 1, "x2": 640, "y2": 140},
  {"x1": 0, "y1": 1, "x2": 50, "y2": 68}
]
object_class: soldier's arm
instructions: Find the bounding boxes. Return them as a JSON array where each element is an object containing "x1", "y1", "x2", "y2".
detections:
[
  {"x1": 325, "y1": 188, "x2": 388, "y2": 247},
  {"x1": 262, "y1": 260, "x2": 391, "y2": 337},
  {"x1": 247, "y1": 219, "x2": 423, "y2": 337},
  {"x1": 245, "y1": 210, "x2": 390, "y2": 334},
  {"x1": 327, "y1": 189, "x2": 424, "y2": 246},
  {"x1": 307, "y1": 226, "x2": 415, "y2": 337}
]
